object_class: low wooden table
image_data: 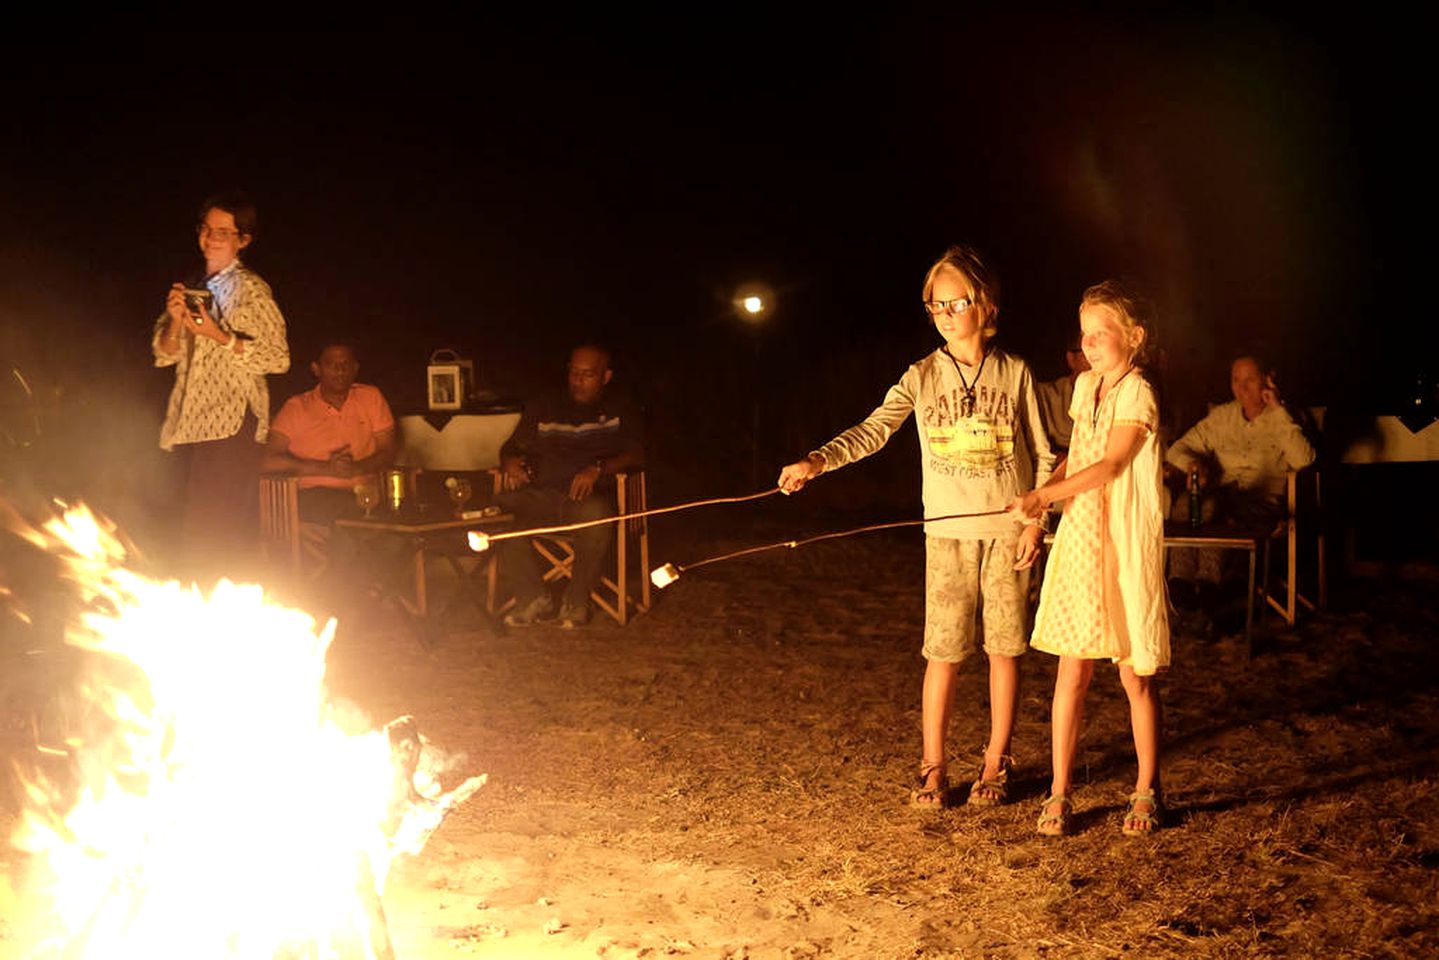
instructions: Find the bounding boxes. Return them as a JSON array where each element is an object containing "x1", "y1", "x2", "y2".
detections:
[{"x1": 334, "y1": 508, "x2": 512, "y2": 644}]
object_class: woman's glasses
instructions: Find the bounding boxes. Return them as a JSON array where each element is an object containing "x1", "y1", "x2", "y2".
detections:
[{"x1": 197, "y1": 224, "x2": 242, "y2": 240}]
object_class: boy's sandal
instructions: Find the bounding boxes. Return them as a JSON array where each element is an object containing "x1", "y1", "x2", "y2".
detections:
[
  {"x1": 1122, "y1": 789, "x2": 1164, "y2": 836},
  {"x1": 910, "y1": 760, "x2": 949, "y2": 809},
  {"x1": 967, "y1": 753, "x2": 1014, "y2": 807},
  {"x1": 1036, "y1": 793, "x2": 1072, "y2": 837}
]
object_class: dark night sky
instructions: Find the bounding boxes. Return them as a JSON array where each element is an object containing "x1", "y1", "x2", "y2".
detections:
[{"x1": 0, "y1": 16, "x2": 1425, "y2": 527}]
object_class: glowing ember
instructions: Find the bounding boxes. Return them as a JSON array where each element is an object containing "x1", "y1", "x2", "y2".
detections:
[{"x1": 5, "y1": 504, "x2": 485, "y2": 959}]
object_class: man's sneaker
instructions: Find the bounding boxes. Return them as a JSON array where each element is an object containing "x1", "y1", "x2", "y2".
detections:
[
  {"x1": 504, "y1": 594, "x2": 554, "y2": 627},
  {"x1": 558, "y1": 601, "x2": 592, "y2": 629}
]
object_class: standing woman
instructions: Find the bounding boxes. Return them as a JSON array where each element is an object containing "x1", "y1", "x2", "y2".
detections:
[{"x1": 152, "y1": 192, "x2": 290, "y2": 575}]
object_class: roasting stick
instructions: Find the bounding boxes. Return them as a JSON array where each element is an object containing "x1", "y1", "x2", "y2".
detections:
[
  {"x1": 649, "y1": 509, "x2": 1012, "y2": 588},
  {"x1": 465, "y1": 487, "x2": 782, "y2": 553}
]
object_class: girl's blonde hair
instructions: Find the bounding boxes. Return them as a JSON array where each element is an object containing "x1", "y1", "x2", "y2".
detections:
[
  {"x1": 921, "y1": 245, "x2": 1000, "y2": 341},
  {"x1": 1080, "y1": 279, "x2": 1157, "y2": 366}
]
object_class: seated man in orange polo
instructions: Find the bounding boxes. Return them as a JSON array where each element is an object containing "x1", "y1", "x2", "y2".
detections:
[{"x1": 263, "y1": 339, "x2": 396, "y2": 523}]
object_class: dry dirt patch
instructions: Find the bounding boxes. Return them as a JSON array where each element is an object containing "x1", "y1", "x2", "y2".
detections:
[{"x1": 4, "y1": 532, "x2": 1437, "y2": 958}]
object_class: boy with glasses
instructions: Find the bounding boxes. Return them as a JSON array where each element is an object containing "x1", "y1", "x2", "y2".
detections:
[{"x1": 779, "y1": 245, "x2": 1055, "y2": 809}]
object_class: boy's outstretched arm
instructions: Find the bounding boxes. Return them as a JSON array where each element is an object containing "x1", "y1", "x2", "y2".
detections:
[{"x1": 778, "y1": 453, "x2": 826, "y2": 494}]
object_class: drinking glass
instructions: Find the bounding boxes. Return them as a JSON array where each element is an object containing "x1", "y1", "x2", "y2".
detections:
[
  {"x1": 445, "y1": 476, "x2": 473, "y2": 516},
  {"x1": 354, "y1": 478, "x2": 380, "y2": 518}
]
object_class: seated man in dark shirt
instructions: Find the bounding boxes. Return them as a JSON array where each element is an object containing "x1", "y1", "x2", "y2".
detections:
[{"x1": 497, "y1": 344, "x2": 644, "y2": 628}]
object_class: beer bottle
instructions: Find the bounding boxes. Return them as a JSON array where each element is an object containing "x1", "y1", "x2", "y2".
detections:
[{"x1": 1187, "y1": 468, "x2": 1202, "y2": 527}]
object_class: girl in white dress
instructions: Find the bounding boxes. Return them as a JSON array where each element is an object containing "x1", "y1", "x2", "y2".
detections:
[{"x1": 1007, "y1": 281, "x2": 1169, "y2": 836}]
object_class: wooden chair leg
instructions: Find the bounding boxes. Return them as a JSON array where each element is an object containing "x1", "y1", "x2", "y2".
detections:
[
  {"x1": 1316, "y1": 473, "x2": 1327, "y2": 610},
  {"x1": 638, "y1": 515, "x2": 651, "y2": 612},
  {"x1": 1295, "y1": 518, "x2": 1306, "y2": 624},
  {"x1": 1244, "y1": 546, "x2": 1255, "y2": 661},
  {"x1": 615, "y1": 502, "x2": 628, "y2": 626},
  {"x1": 535, "y1": 540, "x2": 575, "y2": 583}
]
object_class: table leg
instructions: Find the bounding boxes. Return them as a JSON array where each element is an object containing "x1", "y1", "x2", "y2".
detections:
[
  {"x1": 413, "y1": 544, "x2": 428, "y2": 619},
  {"x1": 437, "y1": 553, "x2": 507, "y2": 637},
  {"x1": 487, "y1": 551, "x2": 499, "y2": 614}
]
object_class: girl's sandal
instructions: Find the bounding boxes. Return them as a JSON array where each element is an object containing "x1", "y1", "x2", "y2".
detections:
[
  {"x1": 1036, "y1": 794, "x2": 1072, "y2": 836},
  {"x1": 910, "y1": 760, "x2": 950, "y2": 809},
  {"x1": 1122, "y1": 789, "x2": 1164, "y2": 836},
  {"x1": 966, "y1": 753, "x2": 1014, "y2": 807}
]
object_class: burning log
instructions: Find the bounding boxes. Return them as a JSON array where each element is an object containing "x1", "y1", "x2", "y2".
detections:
[{"x1": 381, "y1": 716, "x2": 486, "y2": 861}]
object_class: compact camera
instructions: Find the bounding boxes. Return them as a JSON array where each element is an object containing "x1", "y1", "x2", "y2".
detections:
[{"x1": 182, "y1": 288, "x2": 214, "y2": 319}]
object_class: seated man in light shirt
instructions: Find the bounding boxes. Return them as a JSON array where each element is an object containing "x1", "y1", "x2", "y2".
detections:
[
  {"x1": 262, "y1": 339, "x2": 396, "y2": 523},
  {"x1": 1164, "y1": 354, "x2": 1316, "y2": 592}
]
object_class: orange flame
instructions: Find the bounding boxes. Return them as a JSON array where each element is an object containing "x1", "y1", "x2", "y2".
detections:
[{"x1": 5, "y1": 504, "x2": 484, "y2": 959}]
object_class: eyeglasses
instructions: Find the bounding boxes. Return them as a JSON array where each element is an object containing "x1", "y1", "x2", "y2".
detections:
[
  {"x1": 197, "y1": 224, "x2": 242, "y2": 240},
  {"x1": 923, "y1": 297, "x2": 974, "y2": 316}
]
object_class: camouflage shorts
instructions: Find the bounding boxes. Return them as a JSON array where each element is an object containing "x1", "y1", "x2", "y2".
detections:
[{"x1": 922, "y1": 533, "x2": 1031, "y2": 663}]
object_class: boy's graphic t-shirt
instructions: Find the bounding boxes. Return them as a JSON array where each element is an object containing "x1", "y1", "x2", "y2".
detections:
[
  {"x1": 928, "y1": 416, "x2": 1012, "y2": 471},
  {"x1": 813, "y1": 347, "x2": 1056, "y2": 539},
  {"x1": 922, "y1": 369, "x2": 1019, "y2": 475}
]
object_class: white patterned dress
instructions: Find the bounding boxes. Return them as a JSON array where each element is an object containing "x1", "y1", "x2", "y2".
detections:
[{"x1": 1031, "y1": 369, "x2": 1170, "y2": 675}]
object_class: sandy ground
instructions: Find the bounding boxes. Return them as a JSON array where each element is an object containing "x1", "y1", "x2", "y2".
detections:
[
  {"x1": 325, "y1": 532, "x2": 1439, "y2": 959},
  {"x1": 5, "y1": 528, "x2": 1439, "y2": 958}
]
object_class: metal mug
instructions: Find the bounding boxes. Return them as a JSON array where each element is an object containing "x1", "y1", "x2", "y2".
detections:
[{"x1": 384, "y1": 468, "x2": 409, "y2": 512}]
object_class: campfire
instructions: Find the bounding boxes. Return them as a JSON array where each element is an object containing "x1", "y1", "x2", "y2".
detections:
[{"x1": 3, "y1": 503, "x2": 484, "y2": 959}]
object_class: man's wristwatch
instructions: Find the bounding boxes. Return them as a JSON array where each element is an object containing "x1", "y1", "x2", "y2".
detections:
[{"x1": 593, "y1": 458, "x2": 607, "y2": 476}]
